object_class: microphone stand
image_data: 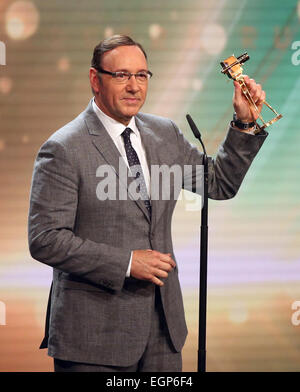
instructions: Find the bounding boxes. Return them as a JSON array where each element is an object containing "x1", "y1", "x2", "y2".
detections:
[{"x1": 186, "y1": 114, "x2": 208, "y2": 373}]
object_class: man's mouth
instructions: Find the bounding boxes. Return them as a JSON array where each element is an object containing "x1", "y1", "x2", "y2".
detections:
[{"x1": 122, "y1": 97, "x2": 140, "y2": 102}]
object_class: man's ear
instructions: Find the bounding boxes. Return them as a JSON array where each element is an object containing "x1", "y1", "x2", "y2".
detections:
[{"x1": 89, "y1": 67, "x2": 100, "y2": 94}]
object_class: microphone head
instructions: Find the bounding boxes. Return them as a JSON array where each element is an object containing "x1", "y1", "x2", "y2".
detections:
[{"x1": 186, "y1": 114, "x2": 201, "y2": 140}]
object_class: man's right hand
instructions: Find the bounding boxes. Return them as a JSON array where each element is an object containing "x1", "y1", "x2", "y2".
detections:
[{"x1": 130, "y1": 250, "x2": 176, "y2": 286}]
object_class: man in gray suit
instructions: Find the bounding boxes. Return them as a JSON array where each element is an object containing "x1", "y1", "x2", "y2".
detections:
[{"x1": 28, "y1": 35, "x2": 267, "y2": 372}]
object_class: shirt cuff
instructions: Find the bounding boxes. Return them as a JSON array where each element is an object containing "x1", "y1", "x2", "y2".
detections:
[
  {"x1": 126, "y1": 251, "x2": 133, "y2": 277},
  {"x1": 231, "y1": 124, "x2": 256, "y2": 135}
]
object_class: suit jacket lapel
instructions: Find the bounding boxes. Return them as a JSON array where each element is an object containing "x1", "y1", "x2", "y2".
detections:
[{"x1": 83, "y1": 101, "x2": 151, "y2": 223}]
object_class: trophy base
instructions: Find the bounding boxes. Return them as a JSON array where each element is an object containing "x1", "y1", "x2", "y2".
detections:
[{"x1": 259, "y1": 114, "x2": 283, "y2": 130}]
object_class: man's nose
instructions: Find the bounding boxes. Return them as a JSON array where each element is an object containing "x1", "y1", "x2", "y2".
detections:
[{"x1": 125, "y1": 75, "x2": 140, "y2": 92}]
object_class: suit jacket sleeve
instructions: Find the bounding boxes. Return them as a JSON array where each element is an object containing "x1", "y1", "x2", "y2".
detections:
[
  {"x1": 28, "y1": 139, "x2": 130, "y2": 291},
  {"x1": 171, "y1": 121, "x2": 268, "y2": 199}
]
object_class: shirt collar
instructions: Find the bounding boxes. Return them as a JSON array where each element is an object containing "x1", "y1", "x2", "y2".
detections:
[{"x1": 92, "y1": 97, "x2": 139, "y2": 140}]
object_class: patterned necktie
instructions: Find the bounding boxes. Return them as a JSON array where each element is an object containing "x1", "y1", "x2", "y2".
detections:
[{"x1": 121, "y1": 127, "x2": 151, "y2": 218}]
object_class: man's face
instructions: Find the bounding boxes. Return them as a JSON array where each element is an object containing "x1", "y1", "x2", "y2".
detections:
[{"x1": 90, "y1": 45, "x2": 149, "y2": 125}]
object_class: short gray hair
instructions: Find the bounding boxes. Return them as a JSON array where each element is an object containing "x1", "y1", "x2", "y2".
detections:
[{"x1": 91, "y1": 35, "x2": 147, "y2": 69}]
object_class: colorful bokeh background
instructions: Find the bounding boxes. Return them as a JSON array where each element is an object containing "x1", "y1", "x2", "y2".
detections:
[{"x1": 0, "y1": 0, "x2": 300, "y2": 371}]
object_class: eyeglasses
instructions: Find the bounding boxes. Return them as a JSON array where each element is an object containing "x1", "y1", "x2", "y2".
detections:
[{"x1": 96, "y1": 67, "x2": 153, "y2": 84}]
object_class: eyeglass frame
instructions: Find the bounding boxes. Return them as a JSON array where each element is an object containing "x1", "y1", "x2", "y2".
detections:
[{"x1": 94, "y1": 67, "x2": 153, "y2": 83}]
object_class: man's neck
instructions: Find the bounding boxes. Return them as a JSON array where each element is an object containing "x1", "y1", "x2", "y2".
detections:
[{"x1": 93, "y1": 97, "x2": 132, "y2": 126}]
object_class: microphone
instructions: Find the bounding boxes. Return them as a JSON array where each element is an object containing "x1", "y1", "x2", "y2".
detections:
[
  {"x1": 186, "y1": 115, "x2": 209, "y2": 373},
  {"x1": 186, "y1": 114, "x2": 207, "y2": 157}
]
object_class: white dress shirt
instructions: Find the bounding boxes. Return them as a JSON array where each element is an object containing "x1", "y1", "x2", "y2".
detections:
[{"x1": 92, "y1": 98, "x2": 150, "y2": 277}]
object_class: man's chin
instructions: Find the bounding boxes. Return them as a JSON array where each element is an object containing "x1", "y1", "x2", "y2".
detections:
[
  {"x1": 117, "y1": 112, "x2": 138, "y2": 125},
  {"x1": 117, "y1": 103, "x2": 144, "y2": 123},
  {"x1": 122, "y1": 108, "x2": 142, "y2": 119}
]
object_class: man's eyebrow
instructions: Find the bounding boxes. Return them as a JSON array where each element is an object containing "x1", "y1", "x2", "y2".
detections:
[{"x1": 114, "y1": 68, "x2": 149, "y2": 73}]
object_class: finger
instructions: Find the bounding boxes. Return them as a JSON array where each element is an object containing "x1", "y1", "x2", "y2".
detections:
[
  {"x1": 243, "y1": 78, "x2": 264, "y2": 116},
  {"x1": 250, "y1": 88, "x2": 264, "y2": 118},
  {"x1": 167, "y1": 253, "x2": 176, "y2": 267},
  {"x1": 243, "y1": 75, "x2": 252, "y2": 89},
  {"x1": 255, "y1": 90, "x2": 266, "y2": 113},
  {"x1": 257, "y1": 90, "x2": 266, "y2": 106},
  {"x1": 248, "y1": 79, "x2": 257, "y2": 97},
  {"x1": 152, "y1": 250, "x2": 168, "y2": 259},
  {"x1": 233, "y1": 80, "x2": 242, "y2": 103},
  {"x1": 243, "y1": 77, "x2": 257, "y2": 99},
  {"x1": 153, "y1": 268, "x2": 169, "y2": 278},
  {"x1": 156, "y1": 261, "x2": 173, "y2": 272},
  {"x1": 233, "y1": 80, "x2": 251, "y2": 111},
  {"x1": 155, "y1": 251, "x2": 176, "y2": 267},
  {"x1": 161, "y1": 257, "x2": 176, "y2": 268},
  {"x1": 252, "y1": 83, "x2": 262, "y2": 103},
  {"x1": 253, "y1": 84, "x2": 263, "y2": 104},
  {"x1": 245, "y1": 77, "x2": 261, "y2": 101},
  {"x1": 151, "y1": 275, "x2": 164, "y2": 286}
]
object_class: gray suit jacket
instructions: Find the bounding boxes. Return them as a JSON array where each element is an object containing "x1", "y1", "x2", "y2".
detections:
[{"x1": 28, "y1": 100, "x2": 267, "y2": 366}]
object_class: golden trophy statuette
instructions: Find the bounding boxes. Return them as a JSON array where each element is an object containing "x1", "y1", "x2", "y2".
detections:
[{"x1": 220, "y1": 53, "x2": 282, "y2": 130}]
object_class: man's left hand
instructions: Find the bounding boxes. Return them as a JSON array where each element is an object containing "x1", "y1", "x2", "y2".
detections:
[{"x1": 233, "y1": 75, "x2": 266, "y2": 123}]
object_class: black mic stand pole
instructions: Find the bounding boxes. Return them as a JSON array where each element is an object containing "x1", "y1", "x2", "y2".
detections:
[{"x1": 186, "y1": 114, "x2": 208, "y2": 373}]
